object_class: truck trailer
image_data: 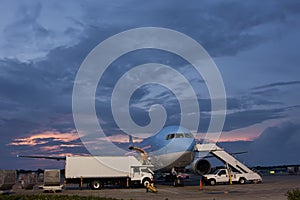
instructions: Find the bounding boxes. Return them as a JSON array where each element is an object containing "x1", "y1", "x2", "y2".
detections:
[{"x1": 65, "y1": 156, "x2": 154, "y2": 190}]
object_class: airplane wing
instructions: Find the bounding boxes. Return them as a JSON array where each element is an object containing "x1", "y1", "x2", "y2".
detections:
[{"x1": 17, "y1": 155, "x2": 66, "y2": 161}]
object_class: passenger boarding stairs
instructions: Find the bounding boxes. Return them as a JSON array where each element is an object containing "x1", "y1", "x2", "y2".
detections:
[{"x1": 195, "y1": 143, "x2": 254, "y2": 173}]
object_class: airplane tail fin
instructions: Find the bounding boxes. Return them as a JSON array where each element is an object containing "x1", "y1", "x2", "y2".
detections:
[{"x1": 129, "y1": 135, "x2": 133, "y2": 146}]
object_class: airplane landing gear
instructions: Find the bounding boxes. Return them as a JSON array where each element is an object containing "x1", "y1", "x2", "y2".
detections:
[
  {"x1": 173, "y1": 176, "x2": 183, "y2": 187},
  {"x1": 171, "y1": 168, "x2": 184, "y2": 187}
]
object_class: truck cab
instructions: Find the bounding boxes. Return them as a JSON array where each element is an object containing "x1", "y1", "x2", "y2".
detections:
[
  {"x1": 203, "y1": 169, "x2": 232, "y2": 185},
  {"x1": 130, "y1": 166, "x2": 154, "y2": 186},
  {"x1": 214, "y1": 169, "x2": 231, "y2": 183}
]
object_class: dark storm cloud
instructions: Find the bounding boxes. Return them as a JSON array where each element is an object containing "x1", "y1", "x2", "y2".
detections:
[
  {"x1": 0, "y1": 0, "x2": 294, "y2": 134},
  {"x1": 0, "y1": 27, "x2": 98, "y2": 116},
  {"x1": 200, "y1": 0, "x2": 300, "y2": 56},
  {"x1": 77, "y1": 0, "x2": 300, "y2": 57},
  {"x1": 223, "y1": 107, "x2": 285, "y2": 131},
  {"x1": 222, "y1": 96, "x2": 284, "y2": 131},
  {"x1": 0, "y1": 43, "x2": 89, "y2": 146},
  {"x1": 0, "y1": 0, "x2": 297, "y2": 127},
  {"x1": 171, "y1": 1, "x2": 296, "y2": 56},
  {"x1": 97, "y1": 87, "x2": 288, "y2": 134},
  {"x1": 195, "y1": 96, "x2": 285, "y2": 132},
  {"x1": 221, "y1": 122, "x2": 300, "y2": 166},
  {"x1": 252, "y1": 81, "x2": 300, "y2": 90},
  {"x1": 3, "y1": 3, "x2": 50, "y2": 49},
  {"x1": 227, "y1": 96, "x2": 282, "y2": 110},
  {"x1": 248, "y1": 122, "x2": 300, "y2": 165},
  {"x1": 0, "y1": 25, "x2": 124, "y2": 164}
]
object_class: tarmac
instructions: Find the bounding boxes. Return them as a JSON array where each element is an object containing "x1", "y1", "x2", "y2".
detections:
[{"x1": 6, "y1": 175, "x2": 300, "y2": 200}]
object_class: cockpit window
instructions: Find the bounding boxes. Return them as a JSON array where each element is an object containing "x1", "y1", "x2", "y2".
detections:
[
  {"x1": 166, "y1": 133, "x2": 194, "y2": 140},
  {"x1": 184, "y1": 133, "x2": 193, "y2": 138},
  {"x1": 166, "y1": 134, "x2": 175, "y2": 140},
  {"x1": 175, "y1": 133, "x2": 185, "y2": 138}
]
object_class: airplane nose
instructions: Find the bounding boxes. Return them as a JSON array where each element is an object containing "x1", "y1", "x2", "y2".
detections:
[{"x1": 173, "y1": 138, "x2": 195, "y2": 152}]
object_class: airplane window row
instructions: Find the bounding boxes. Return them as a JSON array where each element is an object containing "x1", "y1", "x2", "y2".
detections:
[{"x1": 166, "y1": 133, "x2": 194, "y2": 140}]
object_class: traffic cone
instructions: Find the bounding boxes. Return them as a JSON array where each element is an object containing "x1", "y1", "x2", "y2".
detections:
[{"x1": 199, "y1": 179, "x2": 203, "y2": 190}]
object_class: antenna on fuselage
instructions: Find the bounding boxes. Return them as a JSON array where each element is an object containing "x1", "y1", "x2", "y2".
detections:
[{"x1": 129, "y1": 135, "x2": 133, "y2": 146}]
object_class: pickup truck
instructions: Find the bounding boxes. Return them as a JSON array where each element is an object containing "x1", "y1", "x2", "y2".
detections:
[{"x1": 202, "y1": 169, "x2": 262, "y2": 186}]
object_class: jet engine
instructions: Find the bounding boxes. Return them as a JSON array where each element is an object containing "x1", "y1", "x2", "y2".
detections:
[{"x1": 190, "y1": 159, "x2": 211, "y2": 175}]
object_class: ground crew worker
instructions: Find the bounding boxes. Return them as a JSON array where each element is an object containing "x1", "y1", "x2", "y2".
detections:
[{"x1": 171, "y1": 167, "x2": 177, "y2": 181}]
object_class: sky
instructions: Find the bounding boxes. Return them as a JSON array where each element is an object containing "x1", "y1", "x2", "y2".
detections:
[{"x1": 0, "y1": 0, "x2": 300, "y2": 169}]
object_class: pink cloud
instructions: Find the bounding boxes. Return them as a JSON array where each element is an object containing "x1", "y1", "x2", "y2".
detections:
[
  {"x1": 40, "y1": 145, "x2": 62, "y2": 152},
  {"x1": 9, "y1": 129, "x2": 79, "y2": 146}
]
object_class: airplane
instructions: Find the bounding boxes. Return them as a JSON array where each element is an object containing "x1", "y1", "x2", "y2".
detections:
[{"x1": 18, "y1": 125, "x2": 247, "y2": 184}]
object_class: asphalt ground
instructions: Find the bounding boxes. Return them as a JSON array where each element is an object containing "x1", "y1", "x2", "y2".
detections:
[{"x1": 5, "y1": 175, "x2": 300, "y2": 200}]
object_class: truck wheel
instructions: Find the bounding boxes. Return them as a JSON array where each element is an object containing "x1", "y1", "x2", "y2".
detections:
[
  {"x1": 239, "y1": 178, "x2": 246, "y2": 184},
  {"x1": 209, "y1": 179, "x2": 216, "y2": 186},
  {"x1": 90, "y1": 180, "x2": 102, "y2": 190},
  {"x1": 142, "y1": 178, "x2": 151, "y2": 187}
]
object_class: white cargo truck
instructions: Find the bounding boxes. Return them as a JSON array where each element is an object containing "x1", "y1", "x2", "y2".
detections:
[
  {"x1": 65, "y1": 156, "x2": 154, "y2": 190},
  {"x1": 202, "y1": 168, "x2": 262, "y2": 186}
]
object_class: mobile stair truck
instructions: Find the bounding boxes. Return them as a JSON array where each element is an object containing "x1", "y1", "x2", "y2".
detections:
[
  {"x1": 64, "y1": 156, "x2": 154, "y2": 190},
  {"x1": 195, "y1": 144, "x2": 262, "y2": 186}
]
